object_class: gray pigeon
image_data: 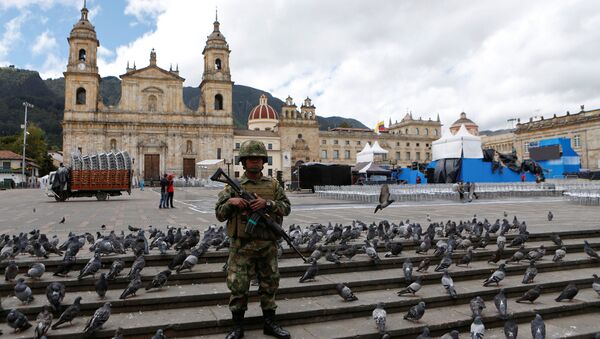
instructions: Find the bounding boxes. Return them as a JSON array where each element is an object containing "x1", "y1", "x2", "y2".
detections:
[
  {"x1": 52, "y1": 296, "x2": 82, "y2": 329},
  {"x1": 584, "y1": 240, "x2": 600, "y2": 261},
  {"x1": 95, "y1": 273, "x2": 108, "y2": 299},
  {"x1": 34, "y1": 305, "x2": 53, "y2": 339},
  {"x1": 397, "y1": 276, "x2": 422, "y2": 296},
  {"x1": 483, "y1": 263, "x2": 506, "y2": 286},
  {"x1": 372, "y1": 302, "x2": 387, "y2": 333},
  {"x1": 547, "y1": 211, "x2": 553, "y2": 221},
  {"x1": 457, "y1": 247, "x2": 474, "y2": 267},
  {"x1": 299, "y1": 260, "x2": 318, "y2": 282},
  {"x1": 336, "y1": 283, "x2": 358, "y2": 301},
  {"x1": 374, "y1": 184, "x2": 394, "y2": 213},
  {"x1": 26, "y1": 262, "x2": 45, "y2": 279},
  {"x1": 46, "y1": 281, "x2": 66, "y2": 312},
  {"x1": 146, "y1": 270, "x2": 172, "y2": 291},
  {"x1": 176, "y1": 253, "x2": 198, "y2": 273},
  {"x1": 120, "y1": 272, "x2": 142, "y2": 299},
  {"x1": 555, "y1": 282, "x2": 578, "y2": 302},
  {"x1": 325, "y1": 250, "x2": 341, "y2": 264},
  {"x1": 440, "y1": 330, "x2": 460, "y2": 339},
  {"x1": 106, "y1": 258, "x2": 125, "y2": 280},
  {"x1": 522, "y1": 261, "x2": 538, "y2": 284},
  {"x1": 14, "y1": 278, "x2": 34, "y2": 304},
  {"x1": 7, "y1": 308, "x2": 32, "y2": 333},
  {"x1": 435, "y1": 252, "x2": 453, "y2": 272},
  {"x1": 403, "y1": 258, "x2": 413, "y2": 283},
  {"x1": 470, "y1": 316, "x2": 485, "y2": 339},
  {"x1": 441, "y1": 270, "x2": 458, "y2": 299},
  {"x1": 494, "y1": 288, "x2": 508, "y2": 318},
  {"x1": 416, "y1": 327, "x2": 431, "y2": 339},
  {"x1": 4, "y1": 260, "x2": 18, "y2": 281},
  {"x1": 593, "y1": 274, "x2": 600, "y2": 296},
  {"x1": 152, "y1": 328, "x2": 167, "y2": 339},
  {"x1": 84, "y1": 302, "x2": 111, "y2": 334},
  {"x1": 531, "y1": 313, "x2": 546, "y2": 339},
  {"x1": 504, "y1": 318, "x2": 519, "y2": 339},
  {"x1": 113, "y1": 327, "x2": 125, "y2": 339},
  {"x1": 403, "y1": 301, "x2": 426, "y2": 322},
  {"x1": 552, "y1": 246, "x2": 566, "y2": 262},
  {"x1": 78, "y1": 253, "x2": 102, "y2": 280},
  {"x1": 363, "y1": 240, "x2": 381, "y2": 264},
  {"x1": 469, "y1": 296, "x2": 486, "y2": 319},
  {"x1": 551, "y1": 234, "x2": 563, "y2": 246},
  {"x1": 416, "y1": 258, "x2": 430, "y2": 272},
  {"x1": 516, "y1": 285, "x2": 542, "y2": 303},
  {"x1": 127, "y1": 254, "x2": 146, "y2": 279}
]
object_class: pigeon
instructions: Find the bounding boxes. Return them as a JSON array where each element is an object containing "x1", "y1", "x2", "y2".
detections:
[
  {"x1": 59, "y1": 216, "x2": 65, "y2": 223},
  {"x1": 531, "y1": 313, "x2": 546, "y2": 339},
  {"x1": 106, "y1": 258, "x2": 125, "y2": 280},
  {"x1": 469, "y1": 296, "x2": 486, "y2": 319},
  {"x1": 416, "y1": 258, "x2": 430, "y2": 272},
  {"x1": 113, "y1": 327, "x2": 125, "y2": 339},
  {"x1": 128, "y1": 225, "x2": 141, "y2": 232},
  {"x1": 53, "y1": 255, "x2": 77, "y2": 277},
  {"x1": 483, "y1": 263, "x2": 506, "y2": 286},
  {"x1": 593, "y1": 274, "x2": 600, "y2": 296},
  {"x1": 325, "y1": 250, "x2": 341, "y2": 264},
  {"x1": 551, "y1": 233, "x2": 563, "y2": 246},
  {"x1": 416, "y1": 237, "x2": 431, "y2": 254},
  {"x1": 504, "y1": 317, "x2": 519, "y2": 339},
  {"x1": 522, "y1": 261, "x2": 538, "y2": 284},
  {"x1": 547, "y1": 211, "x2": 553, "y2": 221},
  {"x1": 336, "y1": 283, "x2": 358, "y2": 301},
  {"x1": 339, "y1": 245, "x2": 358, "y2": 261},
  {"x1": 435, "y1": 252, "x2": 453, "y2": 272},
  {"x1": 176, "y1": 252, "x2": 198, "y2": 273},
  {"x1": 46, "y1": 281, "x2": 66, "y2": 312},
  {"x1": 120, "y1": 271, "x2": 142, "y2": 299},
  {"x1": 363, "y1": 240, "x2": 381, "y2": 264},
  {"x1": 168, "y1": 249, "x2": 187, "y2": 270},
  {"x1": 7, "y1": 308, "x2": 32, "y2": 333},
  {"x1": 372, "y1": 302, "x2": 387, "y2": 333},
  {"x1": 146, "y1": 270, "x2": 172, "y2": 291},
  {"x1": 441, "y1": 270, "x2": 458, "y2": 299},
  {"x1": 553, "y1": 246, "x2": 567, "y2": 262},
  {"x1": 79, "y1": 253, "x2": 102, "y2": 280},
  {"x1": 299, "y1": 260, "x2": 318, "y2": 282},
  {"x1": 34, "y1": 305, "x2": 53, "y2": 339},
  {"x1": 457, "y1": 247, "x2": 474, "y2": 267},
  {"x1": 487, "y1": 246, "x2": 504, "y2": 264},
  {"x1": 416, "y1": 327, "x2": 431, "y2": 339},
  {"x1": 506, "y1": 245, "x2": 526, "y2": 263},
  {"x1": 440, "y1": 330, "x2": 460, "y2": 339},
  {"x1": 52, "y1": 296, "x2": 82, "y2": 329},
  {"x1": 584, "y1": 240, "x2": 600, "y2": 261},
  {"x1": 14, "y1": 278, "x2": 34, "y2": 304},
  {"x1": 4, "y1": 260, "x2": 18, "y2": 281},
  {"x1": 384, "y1": 241, "x2": 403, "y2": 257},
  {"x1": 403, "y1": 258, "x2": 413, "y2": 283},
  {"x1": 84, "y1": 302, "x2": 111, "y2": 334},
  {"x1": 374, "y1": 184, "x2": 394, "y2": 213},
  {"x1": 95, "y1": 273, "x2": 108, "y2": 299},
  {"x1": 152, "y1": 328, "x2": 167, "y2": 339},
  {"x1": 470, "y1": 316, "x2": 485, "y2": 339},
  {"x1": 494, "y1": 288, "x2": 508, "y2": 319},
  {"x1": 26, "y1": 262, "x2": 45, "y2": 279},
  {"x1": 127, "y1": 254, "x2": 146, "y2": 279},
  {"x1": 555, "y1": 282, "x2": 578, "y2": 302},
  {"x1": 516, "y1": 285, "x2": 542, "y2": 303},
  {"x1": 397, "y1": 276, "x2": 422, "y2": 296},
  {"x1": 403, "y1": 301, "x2": 426, "y2": 322}
]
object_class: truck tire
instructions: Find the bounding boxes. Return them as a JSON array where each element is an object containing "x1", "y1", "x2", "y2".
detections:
[{"x1": 96, "y1": 192, "x2": 108, "y2": 201}]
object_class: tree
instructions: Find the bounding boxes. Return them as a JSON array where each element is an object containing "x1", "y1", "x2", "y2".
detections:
[
  {"x1": 0, "y1": 123, "x2": 56, "y2": 176},
  {"x1": 338, "y1": 121, "x2": 352, "y2": 128}
]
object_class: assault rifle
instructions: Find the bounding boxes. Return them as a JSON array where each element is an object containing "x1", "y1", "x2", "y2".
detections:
[{"x1": 211, "y1": 168, "x2": 308, "y2": 262}]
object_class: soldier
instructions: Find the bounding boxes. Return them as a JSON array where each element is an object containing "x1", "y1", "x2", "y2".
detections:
[{"x1": 215, "y1": 140, "x2": 291, "y2": 339}]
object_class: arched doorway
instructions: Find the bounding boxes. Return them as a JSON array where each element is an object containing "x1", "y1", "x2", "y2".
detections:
[{"x1": 291, "y1": 160, "x2": 304, "y2": 191}]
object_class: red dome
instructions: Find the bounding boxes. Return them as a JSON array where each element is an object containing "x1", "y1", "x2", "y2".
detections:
[{"x1": 248, "y1": 94, "x2": 279, "y2": 120}]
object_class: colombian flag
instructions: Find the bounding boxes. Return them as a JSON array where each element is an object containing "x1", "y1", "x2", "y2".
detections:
[{"x1": 375, "y1": 121, "x2": 385, "y2": 133}]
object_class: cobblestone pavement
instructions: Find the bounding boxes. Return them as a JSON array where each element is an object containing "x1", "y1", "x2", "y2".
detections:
[{"x1": 1, "y1": 187, "x2": 599, "y2": 237}]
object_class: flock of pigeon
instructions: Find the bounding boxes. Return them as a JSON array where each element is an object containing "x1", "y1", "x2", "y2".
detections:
[{"x1": 1, "y1": 206, "x2": 600, "y2": 338}]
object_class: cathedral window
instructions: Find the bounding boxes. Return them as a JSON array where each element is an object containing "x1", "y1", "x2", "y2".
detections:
[
  {"x1": 110, "y1": 139, "x2": 117, "y2": 150},
  {"x1": 214, "y1": 94, "x2": 224, "y2": 110},
  {"x1": 416, "y1": 128, "x2": 420, "y2": 135},
  {"x1": 148, "y1": 95, "x2": 158, "y2": 112},
  {"x1": 434, "y1": 129, "x2": 439, "y2": 136},
  {"x1": 268, "y1": 143, "x2": 273, "y2": 150},
  {"x1": 217, "y1": 148, "x2": 222, "y2": 159},
  {"x1": 215, "y1": 58, "x2": 222, "y2": 70},
  {"x1": 344, "y1": 150, "x2": 351, "y2": 159},
  {"x1": 78, "y1": 49, "x2": 86, "y2": 61},
  {"x1": 76, "y1": 87, "x2": 86, "y2": 105},
  {"x1": 268, "y1": 156, "x2": 273, "y2": 165},
  {"x1": 186, "y1": 140, "x2": 193, "y2": 153},
  {"x1": 405, "y1": 128, "x2": 409, "y2": 134},
  {"x1": 425, "y1": 128, "x2": 429, "y2": 135},
  {"x1": 574, "y1": 134, "x2": 581, "y2": 148}
]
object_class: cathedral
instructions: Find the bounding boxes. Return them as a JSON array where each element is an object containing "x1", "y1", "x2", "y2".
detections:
[{"x1": 62, "y1": 4, "x2": 442, "y2": 184}]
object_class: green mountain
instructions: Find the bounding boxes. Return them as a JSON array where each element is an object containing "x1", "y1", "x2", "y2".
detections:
[{"x1": 0, "y1": 67, "x2": 368, "y2": 148}]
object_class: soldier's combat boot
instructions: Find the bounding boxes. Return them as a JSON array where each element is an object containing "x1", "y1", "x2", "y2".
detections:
[
  {"x1": 225, "y1": 311, "x2": 245, "y2": 339},
  {"x1": 263, "y1": 309, "x2": 290, "y2": 339}
]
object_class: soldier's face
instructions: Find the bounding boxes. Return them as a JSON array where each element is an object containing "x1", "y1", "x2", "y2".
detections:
[{"x1": 244, "y1": 157, "x2": 264, "y2": 174}]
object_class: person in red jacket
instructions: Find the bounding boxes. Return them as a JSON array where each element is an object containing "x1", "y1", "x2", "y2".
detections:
[{"x1": 167, "y1": 174, "x2": 175, "y2": 208}]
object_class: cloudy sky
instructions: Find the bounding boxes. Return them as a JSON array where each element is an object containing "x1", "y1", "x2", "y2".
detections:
[{"x1": 1, "y1": 0, "x2": 599, "y2": 131}]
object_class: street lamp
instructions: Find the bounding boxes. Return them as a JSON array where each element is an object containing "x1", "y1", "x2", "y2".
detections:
[
  {"x1": 22, "y1": 102, "x2": 34, "y2": 188},
  {"x1": 224, "y1": 158, "x2": 233, "y2": 177}
]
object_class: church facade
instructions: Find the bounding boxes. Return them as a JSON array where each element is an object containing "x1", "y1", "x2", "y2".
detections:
[{"x1": 62, "y1": 4, "x2": 442, "y2": 183}]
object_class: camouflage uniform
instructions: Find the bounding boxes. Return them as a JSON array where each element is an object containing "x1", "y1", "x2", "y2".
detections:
[{"x1": 215, "y1": 173, "x2": 291, "y2": 313}]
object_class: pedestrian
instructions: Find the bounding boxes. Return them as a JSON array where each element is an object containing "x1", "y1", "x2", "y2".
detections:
[
  {"x1": 416, "y1": 175, "x2": 422, "y2": 184},
  {"x1": 139, "y1": 177, "x2": 145, "y2": 191},
  {"x1": 167, "y1": 174, "x2": 175, "y2": 208},
  {"x1": 457, "y1": 181, "x2": 465, "y2": 201},
  {"x1": 468, "y1": 181, "x2": 478, "y2": 202},
  {"x1": 215, "y1": 140, "x2": 291, "y2": 339},
  {"x1": 159, "y1": 174, "x2": 168, "y2": 208},
  {"x1": 521, "y1": 172, "x2": 526, "y2": 182}
]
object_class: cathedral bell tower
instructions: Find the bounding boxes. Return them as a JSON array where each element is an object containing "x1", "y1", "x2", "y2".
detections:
[
  {"x1": 64, "y1": 1, "x2": 100, "y2": 113},
  {"x1": 199, "y1": 12, "x2": 233, "y2": 118}
]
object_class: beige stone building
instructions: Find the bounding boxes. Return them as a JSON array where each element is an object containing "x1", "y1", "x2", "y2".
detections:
[
  {"x1": 62, "y1": 4, "x2": 442, "y2": 183},
  {"x1": 481, "y1": 106, "x2": 600, "y2": 170}
]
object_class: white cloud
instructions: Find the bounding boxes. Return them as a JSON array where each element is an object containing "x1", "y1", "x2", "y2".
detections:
[
  {"x1": 89, "y1": 0, "x2": 600, "y2": 130},
  {"x1": 31, "y1": 30, "x2": 58, "y2": 55},
  {"x1": 39, "y1": 52, "x2": 65, "y2": 79},
  {"x1": 0, "y1": 0, "x2": 81, "y2": 11},
  {"x1": 0, "y1": 11, "x2": 28, "y2": 61}
]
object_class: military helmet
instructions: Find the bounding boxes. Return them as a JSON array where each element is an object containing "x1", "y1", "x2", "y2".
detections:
[{"x1": 238, "y1": 140, "x2": 268, "y2": 163}]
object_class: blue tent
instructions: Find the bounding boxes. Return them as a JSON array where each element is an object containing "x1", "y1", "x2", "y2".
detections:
[{"x1": 528, "y1": 138, "x2": 580, "y2": 178}]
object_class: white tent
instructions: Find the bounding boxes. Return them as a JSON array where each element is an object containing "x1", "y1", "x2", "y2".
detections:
[
  {"x1": 196, "y1": 159, "x2": 224, "y2": 166},
  {"x1": 370, "y1": 141, "x2": 389, "y2": 154},
  {"x1": 356, "y1": 143, "x2": 373, "y2": 163},
  {"x1": 432, "y1": 124, "x2": 483, "y2": 160}
]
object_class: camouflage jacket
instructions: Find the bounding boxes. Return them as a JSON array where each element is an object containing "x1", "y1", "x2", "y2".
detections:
[{"x1": 215, "y1": 173, "x2": 291, "y2": 240}]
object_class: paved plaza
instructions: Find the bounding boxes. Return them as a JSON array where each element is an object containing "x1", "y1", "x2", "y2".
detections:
[{"x1": 1, "y1": 186, "x2": 599, "y2": 237}]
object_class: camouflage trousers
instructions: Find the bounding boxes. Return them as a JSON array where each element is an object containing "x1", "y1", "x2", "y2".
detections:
[{"x1": 227, "y1": 238, "x2": 280, "y2": 312}]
